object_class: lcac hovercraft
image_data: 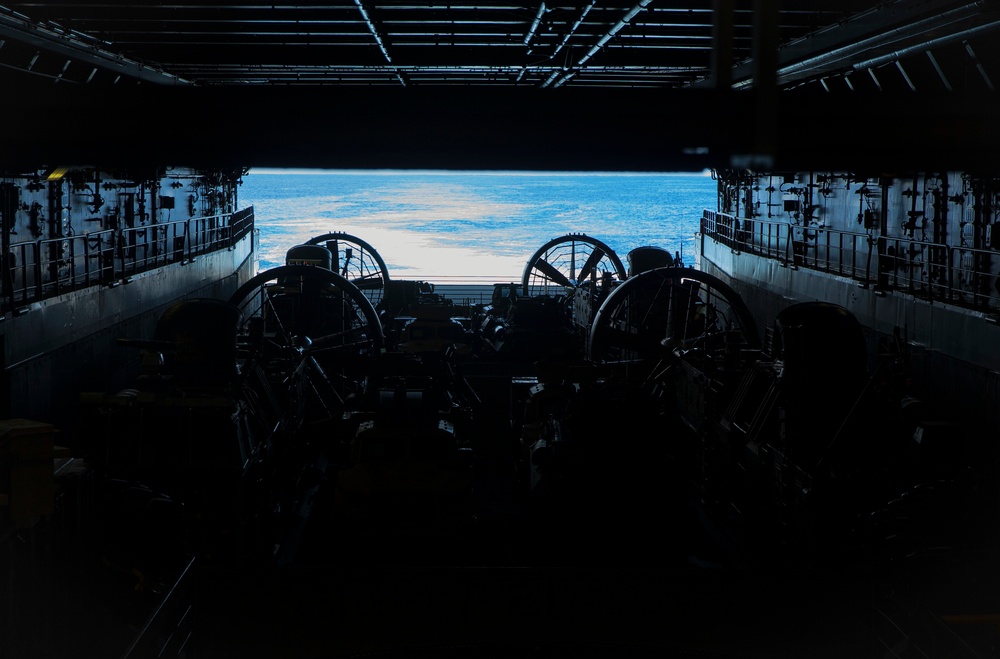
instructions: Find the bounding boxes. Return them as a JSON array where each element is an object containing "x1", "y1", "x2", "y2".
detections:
[
  {"x1": 587, "y1": 275, "x2": 988, "y2": 567},
  {"x1": 256, "y1": 237, "x2": 481, "y2": 542},
  {"x1": 515, "y1": 264, "x2": 756, "y2": 518}
]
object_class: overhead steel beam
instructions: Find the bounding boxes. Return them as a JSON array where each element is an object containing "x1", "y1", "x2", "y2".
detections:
[
  {"x1": 736, "y1": 0, "x2": 778, "y2": 170},
  {"x1": 577, "y1": 0, "x2": 654, "y2": 67},
  {"x1": 850, "y1": 17, "x2": 1000, "y2": 70},
  {"x1": 710, "y1": 0, "x2": 992, "y2": 89},
  {"x1": 895, "y1": 59, "x2": 917, "y2": 90},
  {"x1": 543, "y1": 0, "x2": 653, "y2": 86},
  {"x1": 2, "y1": 84, "x2": 999, "y2": 174},
  {"x1": 925, "y1": 50, "x2": 954, "y2": 91},
  {"x1": 551, "y1": 1, "x2": 594, "y2": 59},
  {"x1": 757, "y1": 1, "x2": 991, "y2": 88},
  {"x1": 964, "y1": 41, "x2": 996, "y2": 90},
  {"x1": 524, "y1": 2, "x2": 547, "y2": 48},
  {"x1": 709, "y1": 0, "x2": 735, "y2": 90},
  {"x1": 353, "y1": 0, "x2": 407, "y2": 85},
  {"x1": 0, "y1": 6, "x2": 192, "y2": 85}
]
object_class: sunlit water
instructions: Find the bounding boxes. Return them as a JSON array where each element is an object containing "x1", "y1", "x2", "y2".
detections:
[{"x1": 238, "y1": 169, "x2": 716, "y2": 283}]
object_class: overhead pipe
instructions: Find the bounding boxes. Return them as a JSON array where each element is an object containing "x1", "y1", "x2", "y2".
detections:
[
  {"x1": 541, "y1": 69, "x2": 561, "y2": 87},
  {"x1": 542, "y1": 0, "x2": 651, "y2": 87},
  {"x1": 0, "y1": 6, "x2": 191, "y2": 85},
  {"x1": 524, "y1": 3, "x2": 547, "y2": 48},
  {"x1": 551, "y1": 1, "x2": 595, "y2": 58},
  {"x1": 553, "y1": 71, "x2": 575, "y2": 87},
  {"x1": 353, "y1": 0, "x2": 408, "y2": 86},
  {"x1": 851, "y1": 18, "x2": 1000, "y2": 71},
  {"x1": 577, "y1": 0, "x2": 654, "y2": 68},
  {"x1": 731, "y1": 0, "x2": 988, "y2": 89},
  {"x1": 354, "y1": 0, "x2": 393, "y2": 64}
]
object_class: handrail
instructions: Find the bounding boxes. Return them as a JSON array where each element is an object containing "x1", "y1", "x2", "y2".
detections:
[
  {"x1": 0, "y1": 208, "x2": 254, "y2": 314},
  {"x1": 702, "y1": 210, "x2": 999, "y2": 312},
  {"x1": 120, "y1": 554, "x2": 197, "y2": 659}
]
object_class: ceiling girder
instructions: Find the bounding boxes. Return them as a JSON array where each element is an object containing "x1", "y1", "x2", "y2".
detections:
[
  {"x1": 0, "y1": 5, "x2": 192, "y2": 85},
  {"x1": 722, "y1": 0, "x2": 1000, "y2": 89},
  {"x1": 0, "y1": 0, "x2": 997, "y2": 175},
  {"x1": 2, "y1": 84, "x2": 998, "y2": 173}
]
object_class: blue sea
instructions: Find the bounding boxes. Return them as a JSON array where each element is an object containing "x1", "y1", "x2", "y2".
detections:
[{"x1": 238, "y1": 169, "x2": 716, "y2": 283}]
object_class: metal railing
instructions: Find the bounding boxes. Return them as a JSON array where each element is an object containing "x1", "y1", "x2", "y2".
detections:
[
  {"x1": 1, "y1": 207, "x2": 254, "y2": 313},
  {"x1": 702, "y1": 210, "x2": 999, "y2": 311},
  {"x1": 121, "y1": 555, "x2": 197, "y2": 659}
]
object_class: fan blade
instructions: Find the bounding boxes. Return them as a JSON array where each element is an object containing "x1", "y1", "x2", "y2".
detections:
[
  {"x1": 533, "y1": 258, "x2": 573, "y2": 288},
  {"x1": 578, "y1": 248, "x2": 606, "y2": 283}
]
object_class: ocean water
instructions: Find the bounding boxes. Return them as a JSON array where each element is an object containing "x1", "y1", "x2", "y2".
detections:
[{"x1": 238, "y1": 169, "x2": 716, "y2": 283}]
